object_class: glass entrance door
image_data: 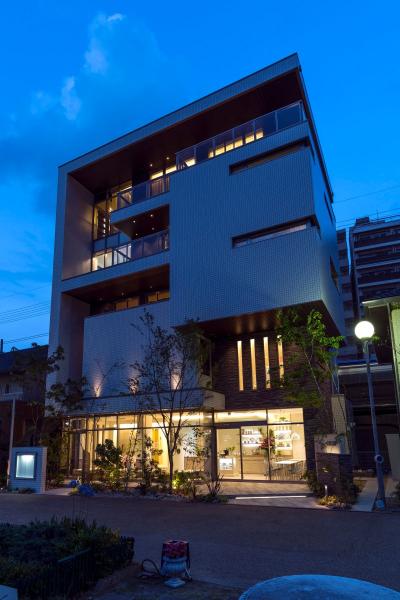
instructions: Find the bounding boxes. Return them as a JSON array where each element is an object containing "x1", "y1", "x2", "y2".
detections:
[
  {"x1": 241, "y1": 426, "x2": 269, "y2": 480},
  {"x1": 216, "y1": 428, "x2": 241, "y2": 479},
  {"x1": 216, "y1": 419, "x2": 306, "y2": 481}
]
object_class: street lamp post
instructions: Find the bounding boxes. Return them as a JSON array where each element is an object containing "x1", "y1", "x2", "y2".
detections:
[{"x1": 355, "y1": 320, "x2": 386, "y2": 509}]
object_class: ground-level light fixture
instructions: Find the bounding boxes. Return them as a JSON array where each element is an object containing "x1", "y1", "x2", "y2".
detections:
[{"x1": 354, "y1": 319, "x2": 385, "y2": 509}]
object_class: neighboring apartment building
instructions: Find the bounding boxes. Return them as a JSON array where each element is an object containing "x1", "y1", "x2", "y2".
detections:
[
  {"x1": 0, "y1": 345, "x2": 48, "y2": 480},
  {"x1": 336, "y1": 229, "x2": 358, "y2": 362},
  {"x1": 48, "y1": 54, "x2": 344, "y2": 482},
  {"x1": 350, "y1": 215, "x2": 400, "y2": 314},
  {"x1": 337, "y1": 216, "x2": 400, "y2": 468}
]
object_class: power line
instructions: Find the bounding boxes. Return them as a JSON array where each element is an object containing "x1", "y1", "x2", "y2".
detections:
[
  {"x1": 0, "y1": 300, "x2": 50, "y2": 318},
  {"x1": 0, "y1": 311, "x2": 50, "y2": 325},
  {"x1": 336, "y1": 207, "x2": 400, "y2": 228},
  {"x1": 3, "y1": 333, "x2": 48, "y2": 346},
  {"x1": 335, "y1": 183, "x2": 400, "y2": 204},
  {"x1": 0, "y1": 301, "x2": 50, "y2": 325},
  {"x1": 0, "y1": 283, "x2": 51, "y2": 301}
]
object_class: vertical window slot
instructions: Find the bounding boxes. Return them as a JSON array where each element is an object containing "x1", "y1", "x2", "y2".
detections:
[
  {"x1": 237, "y1": 340, "x2": 244, "y2": 391},
  {"x1": 263, "y1": 337, "x2": 271, "y2": 389},
  {"x1": 277, "y1": 336, "x2": 284, "y2": 382},
  {"x1": 250, "y1": 339, "x2": 257, "y2": 390}
]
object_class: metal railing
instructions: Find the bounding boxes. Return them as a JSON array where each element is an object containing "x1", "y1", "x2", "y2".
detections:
[
  {"x1": 114, "y1": 101, "x2": 305, "y2": 211},
  {"x1": 117, "y1": 175, "x2": 170, "y2": 210},
  {"x1": 176, "y1": 101, "x2": 305, "y2": 169},
  {"x1": 92, "y1": 229, "x2": 169, "y2": 271}
]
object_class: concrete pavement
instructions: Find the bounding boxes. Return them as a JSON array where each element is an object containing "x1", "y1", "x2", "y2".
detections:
[{"x1": 0, "y1": 494, "x2": 399, "y2": 591}]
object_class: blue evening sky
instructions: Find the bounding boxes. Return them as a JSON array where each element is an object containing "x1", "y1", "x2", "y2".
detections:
[{"x1": 1, "y1": 1, "x2": 399, "y2": 349}]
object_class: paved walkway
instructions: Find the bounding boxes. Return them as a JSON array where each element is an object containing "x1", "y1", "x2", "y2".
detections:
[
  {"x1": 222, "y1": 480, "x2": 320, "y2": 508},
  {"x1": 352, "y1": 478, "x2": 377, "y2": 512},
  {"x1": 0, "y1": 494, "x2": 399, "y2": 591}
]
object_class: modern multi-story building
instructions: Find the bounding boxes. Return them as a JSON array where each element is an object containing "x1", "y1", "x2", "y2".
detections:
[{"x1": 48, "y1": 54, "x2": 343, "y2": 481}]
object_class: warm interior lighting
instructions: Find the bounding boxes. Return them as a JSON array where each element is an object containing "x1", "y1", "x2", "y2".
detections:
[
  {"x1": 250, "y1": 339, "x2": 257, "y2": 390},
  {"x1": 237, "y1": 340, "x2": 244, "y2": 391},
  {"x1": 263, "y1": 337, "x2": 271, "y2": 389},
  {"x1": 172, "y1": 413, "x2": 203, "y2": 422},
  {"x1": 277, "y1": 335, "x2": 284, "y2": 380},
  {"x1": 355, "y1": 320, "x2": 375, "y2": 340},
  {"x1": 150, "y1": 170, "x2": 163, "y2": 180}
]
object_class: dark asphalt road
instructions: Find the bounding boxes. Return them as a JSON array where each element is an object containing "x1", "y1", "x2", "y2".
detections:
[{"x1": 0, "y1": 494, "x2": 399, "y2": 591}]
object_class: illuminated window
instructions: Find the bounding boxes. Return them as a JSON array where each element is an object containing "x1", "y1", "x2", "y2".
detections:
[
  {"x1": 165, "y1": 165, "x2": 177, "y2": 175},
  {"x1": 237, "y1": 340, "x2": 244, "y2": 391},
  {"x1": 233, "y1": 218, "x2": 313, "y2": 248},
  {"x1": 150, "y1": 170, "x2": 164, "y2": 180},
  {"x1": 263, "y1": 337, "x2": 271, "y2": 389},
  {"x1": 277, "y1": 336, "x2": 284, "y2": 381},
  {"x1": 250, "y1": 339, "x2": 257, "y2": 390}
]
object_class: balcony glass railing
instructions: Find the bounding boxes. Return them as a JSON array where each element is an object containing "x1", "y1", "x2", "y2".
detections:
[
  {"x1": 91, "y1": 229, "x2": 169, "y2": 271},
  {"x1": 117, "y1": 176, "x2": 170, "y2": 210},
  {"x1": 114, "y1": 101, "x2": 305, "y2": 212},
  {"x1": 175, "y1": 101, "x2": 305, "y2": 170}
]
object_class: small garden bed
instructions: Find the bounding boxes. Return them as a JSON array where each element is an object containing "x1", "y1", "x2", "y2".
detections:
[{"x1": 0, "y1": 518, "x2": 134, "y2": 599}]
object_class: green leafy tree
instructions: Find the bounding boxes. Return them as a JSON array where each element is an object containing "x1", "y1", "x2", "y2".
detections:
[
  {"x1": 276, "y1": 309, "x2": 344, "y2": 436},
  {"x1": 276, "y1": 308, "x2": 343, "y2": 407}
]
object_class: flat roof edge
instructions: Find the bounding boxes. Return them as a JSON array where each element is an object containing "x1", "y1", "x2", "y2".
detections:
[{"x1": 59, "y1": 53, "x2": 300, "y2": 173}]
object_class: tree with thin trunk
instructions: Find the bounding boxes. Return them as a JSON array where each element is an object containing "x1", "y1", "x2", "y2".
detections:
[
  {"x1": 129, "y1": 310, "x2": 210, "y2": 493},
  {"x1": 276, "y1": 308, "x2": 344, "y2": 435}
]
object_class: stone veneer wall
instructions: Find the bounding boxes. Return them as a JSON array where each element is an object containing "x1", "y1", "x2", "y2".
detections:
[
  {"x1": 213, "y1": 332, "x2": 334, "y2": 470},
  {"x1": 315, "y1": 452, "x2": 353, "y2": 496}
]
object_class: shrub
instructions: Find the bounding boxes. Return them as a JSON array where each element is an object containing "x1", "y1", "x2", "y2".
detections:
[
  {"x1": 302, "y1": 470, "x2": 324, "y2": 497},
  {"x1": 93, "y1": 440, "x2": 123, "y2": 491},
  {"x1": 0, "y1": 518, "x2": 134, "y2": 599},
  {"x1": 318, "y1": 495, "x2": 349, "y2": 509},
  {"x1": 172, "y1": 470, "x2": 200, "y2": 499}
]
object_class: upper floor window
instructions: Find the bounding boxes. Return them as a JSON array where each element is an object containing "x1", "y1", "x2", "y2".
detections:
[
  {"x1": 233, "y1": 218, "x2": 316, "y2": 249},
  {"x1": 93, "y1": 182, "x2": 131, "y2": 240}
]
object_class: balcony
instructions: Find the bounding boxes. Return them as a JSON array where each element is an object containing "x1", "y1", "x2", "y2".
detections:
[
  {"x1": 117, "y1": 176, "x2": 170, "y2": 210},
  {"x1": 113, "y1": 101, "x2": 305, "y2": 213},
  {"x1": 175, "y1": 101, "x2": 305, "y2": 169},
  {"x1": 92, "y1": 229, "x2": 169, "y2": 271}
]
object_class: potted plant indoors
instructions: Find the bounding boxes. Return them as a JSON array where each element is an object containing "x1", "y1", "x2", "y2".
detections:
[{"x1": 260, "y1": 430, "x2": 275, "y2": 462}]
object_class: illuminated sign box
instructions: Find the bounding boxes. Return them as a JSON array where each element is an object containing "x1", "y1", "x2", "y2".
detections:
[
  {"x1": 10, "y1": 446, "x2": 47, "y2": 493},
  {"x1": 15, "y1": 453, "x2": 36, "y2": 479}
]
